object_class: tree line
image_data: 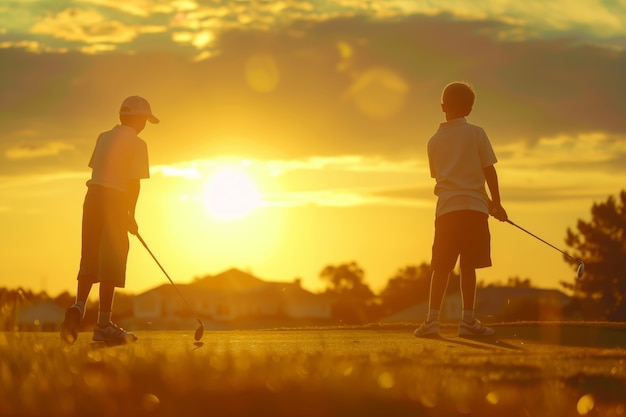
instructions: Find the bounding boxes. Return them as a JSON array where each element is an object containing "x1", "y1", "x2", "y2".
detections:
[
  {"x1": 315, "y1": 190, "x2": 626, "y2": 323},
  {"x1": 563, "y1": 190, "x2": 626, "y2": 321},
  {"x1": 2, "y1": 190, "x2": 625, "y2": 329}
]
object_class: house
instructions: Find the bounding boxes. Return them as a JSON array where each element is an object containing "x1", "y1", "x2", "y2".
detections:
[
  {"x1": 382, "y1": 286, "x2": 571, "y2": 323},
  {"x1": 132, "y1": 268, "x2": 333, "y2": 329},
  {"x1": 382, "y1": 293, "x2": 462, "y2": 323},
  {"x1": 476, "y1": 286, "x2": 571, "y2": 321}
]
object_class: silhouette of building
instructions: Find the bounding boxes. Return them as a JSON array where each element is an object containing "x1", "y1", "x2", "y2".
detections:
[
  {"x1": 132, "y1": 268, "x2": 333, "y2": 329},
  {"x1": 382, "y1": 286, "x2": 571, "y2": 323}
]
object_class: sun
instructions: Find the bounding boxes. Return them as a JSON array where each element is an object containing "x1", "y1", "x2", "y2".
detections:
[{"x1": 202, "y1": 164, "x2": 262, "y2": 220}]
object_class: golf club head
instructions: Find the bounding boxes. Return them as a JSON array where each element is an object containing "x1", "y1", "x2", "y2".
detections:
[
  {"x1": 577, "y1": 262, "x2": 585, "y2": 279},
  {"x1": 194, "y1": 320, "x2": 205, "y2": 342}
]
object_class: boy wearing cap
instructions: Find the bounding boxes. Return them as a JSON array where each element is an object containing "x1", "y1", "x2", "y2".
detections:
[{"x1": 61, "y1": 96, "x2": 159, "y2": 345}]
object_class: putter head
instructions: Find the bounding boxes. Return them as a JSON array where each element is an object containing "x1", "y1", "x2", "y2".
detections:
[
  {"x1": 194, "y1": 320, "x2": 205, "y2": 342},
  {"x1": 577, "y1": 262, "x2": 585, "y2": 279}
]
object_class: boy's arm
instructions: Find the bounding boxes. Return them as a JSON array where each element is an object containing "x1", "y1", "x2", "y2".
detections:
[
  {"x1": 127, "y1": 179, "x2": 140, "y2": 235},
  {"x1": 483, "y1": 165, "x2": 508, "y2": 222}
]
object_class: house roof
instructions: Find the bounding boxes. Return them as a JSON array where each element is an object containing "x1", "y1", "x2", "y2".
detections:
[
  {"x1": 476, "y1": 286, "x2": 570, "y2": 315},
  {"x1": 193, "y1": 268, "x2": 265, "y2": 291},
  {"x1": 135, "y1": 268, "x2": 326, "y2": 302}
]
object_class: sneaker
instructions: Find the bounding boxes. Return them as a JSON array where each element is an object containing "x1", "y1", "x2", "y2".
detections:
[
  {"x1": 458, "y1": 319, "x2": 495, "y2": 337},
  {"x1": 93, "y1": 322, "x2": 137, "y2": 345},
  {"x1": 60, "y1": 306, "x2": 82, "y2": 345},
  {"x1": 414, "y1": 320, "x2": 440, "y2": 337}
]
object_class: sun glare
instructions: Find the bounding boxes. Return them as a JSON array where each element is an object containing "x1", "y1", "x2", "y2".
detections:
[{"x1": 203, "y1": 164, "x2": 262, "y2": 220}]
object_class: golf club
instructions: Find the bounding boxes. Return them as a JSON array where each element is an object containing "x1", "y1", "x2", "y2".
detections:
[
  {"x1": 506, "y1": 220, "x2": 585, "y2": 278},
  {"x1": 136, "y1": 233, "x2": 205, "y2": 342}
]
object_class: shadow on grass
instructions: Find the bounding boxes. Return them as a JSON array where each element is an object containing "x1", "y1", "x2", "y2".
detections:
[
  {"x1": 490, "y1": 322, "x2": 626, "y2": 348},
  {"x1": 364, "y1": 321, "x2": 626, "y2": 349},
  {"x1": 418, "y1": 334, "x2": 524, "y2": 351}
]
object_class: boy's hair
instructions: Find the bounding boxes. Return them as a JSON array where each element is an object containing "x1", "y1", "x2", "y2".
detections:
[
  {"x1": 441, "y1": 82, "x2": 475, "y2": 115},
  {"x1": 119, "y1": 113, "x2": 148, "y2": 125}
]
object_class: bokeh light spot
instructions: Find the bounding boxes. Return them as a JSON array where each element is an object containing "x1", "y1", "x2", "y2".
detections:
[
  {"x1": 141, "y1": 394, "x2": 160, "y2": 412},
  {"x1": 377, "y1": 371, "x2": 394, "y2": 389},
  {"x1": 577, "y1": 394, "x2": 595, "y2": 415},
  {"x1": 486, "y1": 391, "x2": 499, "y2": 405},
  {"x1": 342, "y1": 67, "x2": 409, "y2": 120},
  {"x1": 245, "y1": 54, "x2": 280, "y2": 93}
]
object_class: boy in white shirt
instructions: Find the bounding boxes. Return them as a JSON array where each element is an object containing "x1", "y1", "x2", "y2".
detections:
[
  {"x1": 415, "y1": 82, "x2": 508, "y2": 338},
  {"x1": 61, "y1": 96, "x2": 158, "y2": 345}
]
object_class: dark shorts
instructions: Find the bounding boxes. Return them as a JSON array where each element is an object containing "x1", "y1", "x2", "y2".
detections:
[
  {"x1": 77, "y1": 185, "x2": 129, "y2": 287},
  {"x1": 431, "y1": 210, "x2": 491, "y2": 271}
]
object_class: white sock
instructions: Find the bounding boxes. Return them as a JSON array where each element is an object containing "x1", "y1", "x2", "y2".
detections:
[
  {"x1": 427, "y1": 309, "x2": 440, "y2": 323},
  {"x1": 462, "y1": 310, "x2": 475, "y2": 323},
  {"x1": 97, "y1": 311, "x2": 112, "y2": 327},
  {"x1": 72, "y1": 301, "x2": 86, "y2": 319}
]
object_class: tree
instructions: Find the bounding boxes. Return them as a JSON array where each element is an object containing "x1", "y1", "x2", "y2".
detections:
[
  {"x1": 379, "y1": 264, "x2": 430, "y2": 316},
  {"x1": 480, "y1": 276, "x2": 533, "y2": 288},
  {"x1": 506, "y1": 277, "x2": 532, "y2": 288},
  {"x1": 379, "y1": 263, "x2": 461, "y2": 316},
  {"x1": 320, "y1": 262, "x2": 368, "y2": 295},
  {"x1": 319, "y1": 262, "x2": 376, "y2": 324},
  {"x1": 564, "y1": 190, "x2": 626, "y2": 321}
]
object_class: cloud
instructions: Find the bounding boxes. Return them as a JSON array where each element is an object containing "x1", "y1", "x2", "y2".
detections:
[
  {"x1": 77, "y1": 0, "x2": 168, "y2": 18},
  {"x1": 0, "y1": 170, "x2": 87, "y2": 191},
  {"x1": 0, "y1": 7, "x2": 625, "y2": 190},
  {"x1": 264, "y1": 189, "x2": 372, "y2": 208},
  {"x1": 495, "y1": 131, "x2": 626, "y2": 172},
  {"x1": 31, "y1": 8, "x2": 146, "y2": 44},
  {"x1": 4, "y1": 141, "x2": 75, "y2": 160},
  {"x1": 155, "y1": 152, "x2": 617, "y2": 210},
  {"x1": 493, "y1": 1, "x2": 626, "y2": 39},
  {"x1": 8, "y1": 1, "x2": 624, "y2": 59},
  {"x1": 149, "y1": 155, "x2": 430, "y2": 209}
]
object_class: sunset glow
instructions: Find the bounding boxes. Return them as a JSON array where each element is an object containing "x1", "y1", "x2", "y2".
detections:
[
  {"x1": 1, "y1": 1, "x2": 626, "y2": 297},
  {"x1": 202, "y1": 163, "x2": 262, "y2": 221}
]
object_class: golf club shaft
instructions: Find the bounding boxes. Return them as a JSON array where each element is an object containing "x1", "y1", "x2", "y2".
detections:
[
  {"x1": 136, "y1": 233, "x2": 201, "y2": 320},
  {"x1": 506, "y1": 220, "x2": 581, "y2": 264}
]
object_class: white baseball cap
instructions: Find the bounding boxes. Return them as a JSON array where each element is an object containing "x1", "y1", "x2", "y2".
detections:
[{"x1": 119, "y1": 96, "x2": 159, "y2": 124}]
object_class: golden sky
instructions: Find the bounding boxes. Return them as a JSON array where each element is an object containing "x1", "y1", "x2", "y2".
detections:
[{"x1": 1, "y1": 0, "x2": 626, "y2": 297}]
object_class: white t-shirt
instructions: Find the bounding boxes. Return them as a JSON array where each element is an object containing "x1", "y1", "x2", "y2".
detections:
[
  {"x1": 87, "y1": 125, "x2": 150, "y2": 193},
  {"x1": 427, "y1": 118, "x2": 497, "y2": 217}
]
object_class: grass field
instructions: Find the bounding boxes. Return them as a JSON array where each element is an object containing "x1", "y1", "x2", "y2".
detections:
[{"x1": 1, "y1": 323, "x2": 625, "y2": 417}]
